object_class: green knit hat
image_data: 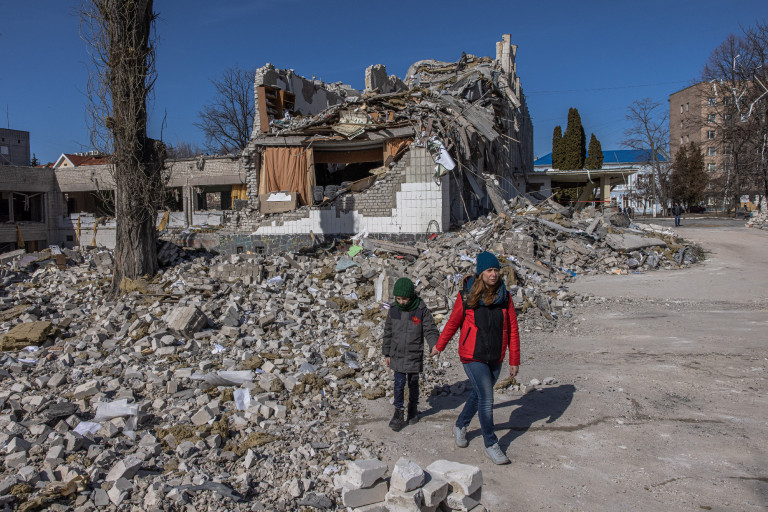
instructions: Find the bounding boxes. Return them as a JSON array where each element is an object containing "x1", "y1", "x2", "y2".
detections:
[{"x1": 393, "y1": 277, "x2": 415, "y2": 299}]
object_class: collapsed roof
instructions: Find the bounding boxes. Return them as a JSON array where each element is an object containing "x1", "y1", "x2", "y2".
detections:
[{"x1": 245, "y1": 34, "x2": 533, "y2": 216}]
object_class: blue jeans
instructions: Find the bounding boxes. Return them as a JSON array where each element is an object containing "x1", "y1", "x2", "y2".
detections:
[
  {"x1": 674, "y1": 214, "x2": 681, "y2": 226},
  {"x1": 393, "y1": 372, "x2": 419, "y2": 410},
  {"x1": 457, "y1": 361, "x2": 502, "y2": 447}
]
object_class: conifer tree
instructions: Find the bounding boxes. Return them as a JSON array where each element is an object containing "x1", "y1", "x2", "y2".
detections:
[
  {"x1": 670, "y1": 142, "x2": 708, "y2": 207},
  {"x1": 585, "y1": 133, "x2": 603, "y2": 169},
  {"x1": 552, "y1": 125, "x2": 563, "y2": 169},
  {"x1": 562, "y1": 108, "x2": 586, "y2": 169}
]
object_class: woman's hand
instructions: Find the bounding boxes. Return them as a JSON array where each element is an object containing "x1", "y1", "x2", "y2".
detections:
[
  {"x1": 430, "y1": 347, "x2": 440, "y2": 357},
  {"x1": 385, "y1": 357, "x2": 390, "y2": 367},
  {"x1": 510, "y1": 365, "x2": 519, "y2": 377}
]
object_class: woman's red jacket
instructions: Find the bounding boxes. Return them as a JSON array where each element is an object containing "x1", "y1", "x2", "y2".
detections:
[{"x1": 435, "y1": 292, "x2": 521, "y2": 365}]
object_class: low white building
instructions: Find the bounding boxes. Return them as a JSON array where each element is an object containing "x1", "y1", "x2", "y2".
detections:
[{"x1": 532, "y1": 149, "x2": 668, "y2": 214}]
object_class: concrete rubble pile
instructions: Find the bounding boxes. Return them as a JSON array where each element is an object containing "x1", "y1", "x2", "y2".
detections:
[
  {"x1": 0, "y1": 204, "x2": 701, "y2": 511},
  {"x1": 746, "y1": 208, "x2": 768, "y2": 229}
]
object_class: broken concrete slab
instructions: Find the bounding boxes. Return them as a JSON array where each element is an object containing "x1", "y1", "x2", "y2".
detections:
[
  {"x1": 606, "y1": 233, "x2": 667, "y2": 252},
  {"x1": 0, "y1": 321, "x2": 53, "y2": 350}
]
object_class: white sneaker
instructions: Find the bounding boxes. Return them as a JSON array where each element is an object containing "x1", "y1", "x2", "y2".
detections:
[
  {"x1": 453, "y1": 425, "x2": 468, "y2": 448},
  {"x1": 485, "y1": 443, "x2": 510, "y2": 465}
]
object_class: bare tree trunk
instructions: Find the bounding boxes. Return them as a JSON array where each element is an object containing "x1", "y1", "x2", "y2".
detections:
[{"x1": 89, "y1": 0, "x2": 164, "y2": 293}]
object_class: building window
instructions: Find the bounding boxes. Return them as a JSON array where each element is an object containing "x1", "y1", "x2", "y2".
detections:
[
  {"x1": 707, "y1": 97, "x2": 717, "y2": 106},
  {"x1": 684, "y1": 119, "x2": 690, "y2": 128},
  {"x1": 723, "y1": 144, "x2": 732, "y2": 155},
  {"x1": 707, "y1": 163, "x2": 717, "y2": 172},
  {"x1": 707, "y1": 147, "x2": 717, "y2": 156},
  {"x1": 723, "y1": 113, "x2": 732, "y2": 121},
  {"x1": 685, "y1": 135, "x2": 690, "y2": 143},
  {"x1": 707, "y1": 113, "x2": 717, "y2": 123},
  {"x1": 680, "y1": 120, "x2": 684, "y2": 129},
  {"x1": 707, "y1": 130, "x2": 716, "y2": 140},
  {"x1": 723, "y1": 96, "x2": 734, "y2": 105},
  {"x1": 680, "y1": 105, "x2": 684, "y2": 113},
  {"x1": 680, "y1": 137, "x2": 684, "y2": 145},
  {"x1": 686, "y1": 103, "x2": 689, "y2": 111}
]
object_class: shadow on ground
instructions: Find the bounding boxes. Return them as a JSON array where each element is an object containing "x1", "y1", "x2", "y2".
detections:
[{"x1": 494, "y1": 384, "x2": 576, "y2": 448}]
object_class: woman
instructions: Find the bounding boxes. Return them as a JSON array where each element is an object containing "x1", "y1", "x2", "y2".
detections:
[{"x1": 431, "y1": 251, "x2": 520, "y2": 464}]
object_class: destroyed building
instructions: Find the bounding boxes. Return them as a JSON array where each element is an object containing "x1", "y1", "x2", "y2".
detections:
[{"x1": 226, "y1": 34, "x2": 533, "y2": 253}]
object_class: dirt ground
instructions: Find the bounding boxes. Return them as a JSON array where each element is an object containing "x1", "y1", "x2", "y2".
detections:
[{"x1": 352, "y1": 217, "x2": 768, "y2": 511}]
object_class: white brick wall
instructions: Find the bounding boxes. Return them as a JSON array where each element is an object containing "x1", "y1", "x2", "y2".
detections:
[{"x1": 253, "y1": 174, "x2": 449, "y2": 236}]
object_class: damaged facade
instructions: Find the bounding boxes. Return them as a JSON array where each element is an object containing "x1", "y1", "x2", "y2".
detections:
[{"x1": 234, "y1": 34, "x2": 533, "y2": 251}]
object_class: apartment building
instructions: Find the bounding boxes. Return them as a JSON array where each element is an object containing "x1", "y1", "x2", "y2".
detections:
[{"x1": 669, "y1": 82, "x2": 730, "y2": 175}]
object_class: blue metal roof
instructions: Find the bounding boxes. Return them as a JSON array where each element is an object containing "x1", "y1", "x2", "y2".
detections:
[{"x1": 534, "y1": 149, "x2": 667, "y2": 166}]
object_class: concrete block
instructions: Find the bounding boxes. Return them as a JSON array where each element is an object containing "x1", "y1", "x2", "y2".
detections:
[
  {"x1": 108, "y1": 477, "x2": 132, "y2": 506},
  {"x1": 105, "y1": 455, "x2": 143, "y2": 482},
  {"x1": 385, "y1": 487, "x2": 423, "y2": 511},
  {"x1": 346, "y1": 458, "x2": 389, "y2": 489},
  {"x1": 341, "y1": 479, "x2": 388, "y2": 508},
  {"x1": 390, "y1": 457, "x2": 424, "y2": 492},
  {"x1": 72, "y1": 380, "x2": 101, "y2": 399},
  {"x1": 164, "y1": 305, "x2": 208, "y2": 335},
  {"x1": 422, "y1": 474, "x2": 450, "y2": 508},
  {"x1": 446, "y1": 488, "x2": 482, "y2": 511},
  {"x1": 425, "y1": 460, "x2": 482, "y2": 495},
  {"x1": 191, "y1": 405, "x2": 215, "y2": 426}
]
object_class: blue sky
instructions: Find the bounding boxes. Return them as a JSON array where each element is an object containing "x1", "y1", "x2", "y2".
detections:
[{"x1": 1, "y1": 0, "x2": 766, "y2": 164}]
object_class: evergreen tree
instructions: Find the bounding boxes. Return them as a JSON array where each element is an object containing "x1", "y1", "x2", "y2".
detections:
[
  {"x1": 561, "y1": 108, "x2": 586, "y2": 169},
  {"x1": 670, "y1": 143, "x2": 708, "y2": 207},
  {"x1": 552, "y1": 125, "x2": 563, "y2": 169},
  {"x1": 585, "y1": 133, "x2": 603, "y2": 169}
]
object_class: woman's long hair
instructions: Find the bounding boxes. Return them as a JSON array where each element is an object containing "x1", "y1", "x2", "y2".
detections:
[{"x1": 466, "y1": 274, "x2": 501, "y2": 309}]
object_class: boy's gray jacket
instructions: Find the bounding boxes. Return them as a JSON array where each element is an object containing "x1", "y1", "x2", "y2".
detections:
[{"x1": 382, "y1": 301, "x2": 439, "y2": 373}]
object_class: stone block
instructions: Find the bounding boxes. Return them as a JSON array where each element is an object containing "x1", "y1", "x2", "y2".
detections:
[
  {"x1": 108, "y1": 477, "x2": 132, "y2": 506},
  {"x1": 341, "y1": 479, "x2": 388, "y2": 508},
  {"x1": 346, "y1": 458, "x2": 389, "y2": 489},
  {"x1": 446, "y1": 488, "x2": 482, "y2": 511},
  {"x1": 191, "y1": 405, "x2": 215, "y2": 426},
  {"x1": 390, "y1": 457, "x2": 424, "y2": 492},
  {"x1": 164, "y1": 305, "x2": 208, "y2": 336},
  {"x1": 425, "y1": 460, "x2": 482, "y2": 495},
  {"x1": 385, "y1": 488, "x2": 423, "y2": 511},
  {"x1": 105, "y1": 455, "x2": 143, "y2": 482},
  {"x1": 422, "y1": 474, "x2": 450, "y2": 508},
  {"x1": 5, "y1": 436, "x2": 31, "y2": 454},
  {"x1": 72, "y1": 380, "x2": 101, "y2": 399}
]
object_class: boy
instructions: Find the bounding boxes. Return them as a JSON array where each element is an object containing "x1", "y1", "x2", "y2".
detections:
[{"x1": 382, "y1": 277, "x2": 439, "y2": 431}]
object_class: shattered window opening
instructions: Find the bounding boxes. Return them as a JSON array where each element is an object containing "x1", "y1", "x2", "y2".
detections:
[
  {"x1": 0, "y1": 192, "x2": 10, "y2": 222},
  {"x1": 12, "y1": 191, "x2": 45, "y2": 222}
]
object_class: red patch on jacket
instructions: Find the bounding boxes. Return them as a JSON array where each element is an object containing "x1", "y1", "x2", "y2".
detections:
[{"x1": 411, "y1": 316, "x2": 422, "y2": 325}]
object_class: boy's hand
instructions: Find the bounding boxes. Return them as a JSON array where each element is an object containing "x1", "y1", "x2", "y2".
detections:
[
  {"x1": 430, "y1": 347, "x2": 440, "y2": 357},
  {"x1": 385, "y1": 357, "x2": 390, "y2": 367}
]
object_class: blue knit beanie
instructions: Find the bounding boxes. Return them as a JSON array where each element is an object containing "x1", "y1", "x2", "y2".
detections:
[{"x1": 476, "y1": 251, "x2": 500, "y2": 275}]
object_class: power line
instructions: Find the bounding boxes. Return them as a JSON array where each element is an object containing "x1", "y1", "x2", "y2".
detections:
[{"x1": 526, "y1": 80, "x2": 691, "y2": 96}]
